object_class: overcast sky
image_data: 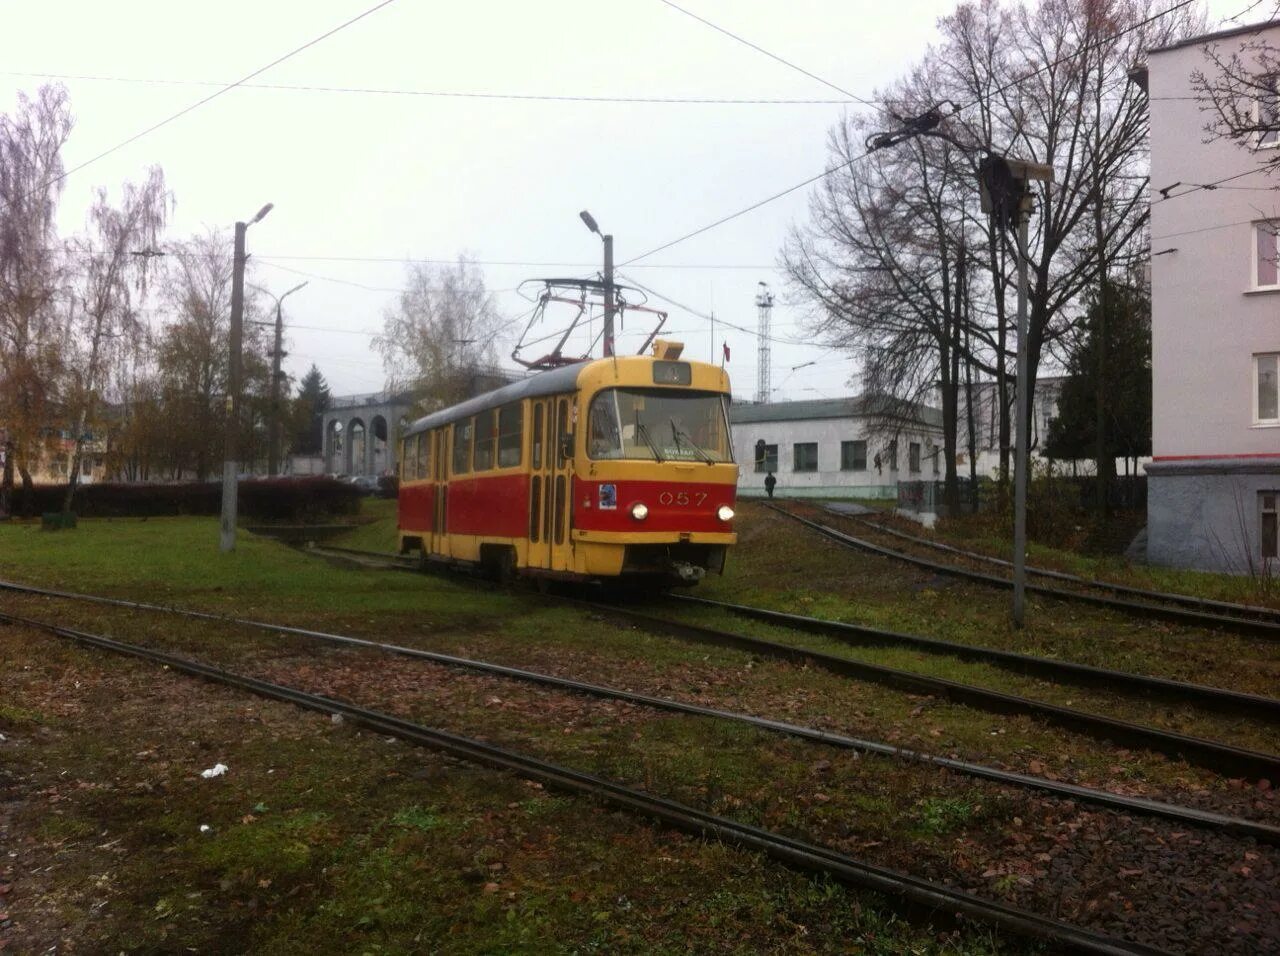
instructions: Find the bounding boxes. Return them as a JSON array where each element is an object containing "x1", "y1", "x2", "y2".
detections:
[{"x1": 0, "y1": 0, "x2": 1250, "y2": 402}]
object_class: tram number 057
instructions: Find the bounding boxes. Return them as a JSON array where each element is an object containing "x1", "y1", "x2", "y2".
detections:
[{"x1": 658, "y1": 491, "x2": 708, "y2": 507}]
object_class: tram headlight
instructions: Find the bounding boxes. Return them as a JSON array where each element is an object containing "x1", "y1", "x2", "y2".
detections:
[
  {"x1": 631, "y1": 502, "x2": 649, "y2": 521},
  {"x1": 717, "y1": 505, "x2": 735, "y2": 522}
]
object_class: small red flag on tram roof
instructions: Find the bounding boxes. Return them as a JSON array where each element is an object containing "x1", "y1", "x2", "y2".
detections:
[{"x1": 722, "y1": 342, "x2": 731, "y2": 362}]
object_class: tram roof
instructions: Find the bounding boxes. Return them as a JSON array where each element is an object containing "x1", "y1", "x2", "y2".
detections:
[{"x1": 403, "y1": 361, "x2": 588, "y2": 436}]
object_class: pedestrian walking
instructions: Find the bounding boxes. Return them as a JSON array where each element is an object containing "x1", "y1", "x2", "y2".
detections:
[{"x1": 764, "y1": 471, "x2": 777, "y2": 499}]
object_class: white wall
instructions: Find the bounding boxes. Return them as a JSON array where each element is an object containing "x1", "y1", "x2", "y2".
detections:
[
  {"x1": 1149, "y1": 33, "x2": 1280, "y2": 459},
  {"x1": 730, "y1": 416, "x2": 941, "y2": 498}
]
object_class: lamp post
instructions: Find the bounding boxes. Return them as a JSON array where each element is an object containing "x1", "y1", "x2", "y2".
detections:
[
  {"x1": 978, "y1": 156, "x2": 1054, "y2": 627},
  {"x1": 250, "y1": 281, "x2": 308, "y2": 477},
  {"x1": 579, "y1": 210, "x2": 615, "y2": 357},
  {"x1": 220, "y1": 202, "x2": 273, "y2": 553}
]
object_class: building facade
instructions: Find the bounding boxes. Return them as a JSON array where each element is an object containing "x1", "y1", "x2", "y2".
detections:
[
  {"x1": 729, "y1": 397, "x2": 943, "y2": 499},
  {"x1": 1145, "y1": 23, "x2": 1280, "y2": 572},
  {"x1": 955, "y1": 376, "x2": 1066, "y2": 478},
  {"x1": 321, "y1": 392, "x2": 413, "y2": 477}
]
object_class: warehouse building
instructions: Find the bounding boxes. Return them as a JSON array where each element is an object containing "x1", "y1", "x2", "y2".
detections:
[{"x1": 729, "y1": 396, "x2": 943, "y2": 499}]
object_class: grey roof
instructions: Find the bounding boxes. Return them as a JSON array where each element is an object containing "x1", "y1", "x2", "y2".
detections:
[
  {"x1": 1149, "y1": 19, "x2": 1279, "y2": 55},
  {"x1": 403, "y1": 362, "x2": 587, "y2": 436},
  {"x1": 729, "y1": 395, "x2": 942, "y2": 428}
]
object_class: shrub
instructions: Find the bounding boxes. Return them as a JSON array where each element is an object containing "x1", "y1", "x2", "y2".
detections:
[{"x1": 22, "y1": 478, "x2": 362, "y2": 523}]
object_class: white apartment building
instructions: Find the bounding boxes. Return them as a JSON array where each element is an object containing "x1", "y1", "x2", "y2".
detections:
[
  {"x1": 1145, "y1": 22, "x2": 1280, "y2": 572},
  {"x1": 729, "y1": 396, "x2": 943, "y2": 499}
]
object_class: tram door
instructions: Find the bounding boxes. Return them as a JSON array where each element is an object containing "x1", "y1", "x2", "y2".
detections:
[
  {"x1": 430, "y1": 430, "x2": 448, "y2": 557},
  {"x1": 529, "y1": 396, "x2": 574, "y2": 572},
  {"x1": 529, "y1": 400, "x2": 554, "y2": 570}
]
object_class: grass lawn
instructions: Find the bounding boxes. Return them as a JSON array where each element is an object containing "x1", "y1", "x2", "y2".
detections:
[{"x1": 2, "y1": 508, "x2": 1277, "y2": 952}]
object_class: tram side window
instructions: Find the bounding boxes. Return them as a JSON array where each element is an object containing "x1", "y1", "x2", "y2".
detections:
[
  {"x1": 498, "y1": 403, "x2": 523, "y2": 468},
  {"x1": 417, "y1": 431, "x2": 430, "y2": 478},
  {"x1": 532, "y1": 404, "x2": 544, "y2": 469},
  {"x1": 474, "y1": 409, "x2": 496, "y2": 471},
  {"x1": 452, "y1": 419, "x2": 473, "y2": 475},
  {"x1": 556, "y1": 400, "x2": 569, "y2": 468},
  {"x1": 401, "y1": 438, "x2": 414, "y2": 480}
]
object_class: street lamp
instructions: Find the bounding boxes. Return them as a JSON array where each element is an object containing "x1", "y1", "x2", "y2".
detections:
[
  {"x1": 220, "y1": 202, "x2": 274, "y2": 553},
  {"x1": 249, "y1": 281, "x2": 308, "y2": 477},
  {"x1": 579, "y1": 210, "x2": 615, "y2": 357}
]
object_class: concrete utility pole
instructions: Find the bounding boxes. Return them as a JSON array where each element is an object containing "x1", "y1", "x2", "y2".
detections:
[
  {"x1": 978, "y1": 156, "x2": 1053, "y2": 628},
  {"x1": 579, "y1": 210, "x2": 615, "y2": 357},
  {"x1": 252, "y1": 281, "x2": 308, "y2": 477},
  {"x1": 220, "y1": 202, "x2": 273, "y2": 553}
]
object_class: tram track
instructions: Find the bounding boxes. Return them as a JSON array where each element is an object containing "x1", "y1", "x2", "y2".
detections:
[
  {"x1": 291, "y1": 547, "x2": 1280, "y2": 780},
  {"x1": 667, "y1": 594, "x2": 1280, "y2": 722},
  {"x1": 846, "y1": 509, "x2": 1280, "y2": 624},
  {"x1": 763, "y1": 503, "x2": 1280, "y2": 642},
  {"x1": 2, "y1": 607, "x2": 1181, "y2": 955},
  {"x1": 1, "y1": 576, "x2": 1273, "y2": 844}
]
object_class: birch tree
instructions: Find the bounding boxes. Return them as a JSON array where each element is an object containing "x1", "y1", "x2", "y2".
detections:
[
  {"x1": 62, "y1": 166, "x2": 170, "y2": 511},
  {"x1": 0, "y1": 85, "x2": 72, "y2": 516}
]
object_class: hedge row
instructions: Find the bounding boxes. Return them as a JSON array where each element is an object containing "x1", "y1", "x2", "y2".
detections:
[{"x1": 13, "y1": 477, "x2": 364, "y2": 522}]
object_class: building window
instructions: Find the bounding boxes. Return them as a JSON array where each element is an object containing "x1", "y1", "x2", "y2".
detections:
[
  {"x1": 1263, "y1": 492, "x2": 1278, "y2": 559},
  {"x1": 1258, "y1": 74, "x2": 1280, "y2": 148},
  {"x1": 81, "y1": 456, "x2": 92, "y2": 476},
  {"x1": 840, "y1": 440, "x2": 866, "y2": 471},
  {"x1": 929, "y1": 440, "x2": 939, "y2": 475},
  {"x1": 1257, "y1": 353, "x2": 1280, "y2": 424},
  {"x1": 887, "y1": 440, "x2": 898, "y2": 471},
  {"x1": 909, "y1": 441, "x2": 921, "y2": 474},
  {"x1": 1255, "y1": 222, "x2": 1280, "y2": 289},
  {"x1": 754, "y1": 442, "x2": 778, "y2": 473},
  {"x1": 793, "y1": 442, "x2": 818, "y2": 472}
]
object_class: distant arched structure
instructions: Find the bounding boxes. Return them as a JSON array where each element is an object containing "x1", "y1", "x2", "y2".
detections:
[
  {"x1": 325, "y1": 420, "x2": 344, "y2": 474},
  {"x1": 370, "y1": 415, "x2": 389, "y2": 474},
  {"x1": 346, "y1": 418, "x2": 366, "y2": 475},
  {"x1": 319, "y1": 392, "x2": 413, "y2": 476}
]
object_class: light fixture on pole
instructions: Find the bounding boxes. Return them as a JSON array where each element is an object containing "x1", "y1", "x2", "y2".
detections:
[
  {"x1": 579, "y1": 210, "x2": 615, "y2": 357},
  {"x1": 249, "y1": 280, "x2": 308, "y2": 477},
  {"x1": 220, "y1": 202, "x2": 274, "y2": 553}
]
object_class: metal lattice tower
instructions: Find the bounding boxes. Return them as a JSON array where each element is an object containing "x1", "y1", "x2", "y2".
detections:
[{"x1": 755, "y1": 282, "x2": 774, "y2": 403}]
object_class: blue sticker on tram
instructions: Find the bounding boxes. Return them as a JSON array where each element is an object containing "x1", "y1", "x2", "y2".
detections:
[{"x1": 599, "y1": 483, "x2": 617, "y2": 510}]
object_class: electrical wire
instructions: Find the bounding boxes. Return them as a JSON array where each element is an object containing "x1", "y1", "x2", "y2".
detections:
[
  {"x1": 655, "y1": 0, "x2": 878, "y2": 109},
  {"x1": 623, "y1": 0, "x2": 1200, "y2": 266},
  {"x1": 30, "y1": 0, "x2": 402, "y2": 193},
  {"x1": 0, "y1": 70, "x2": 852, "y2": 106}
]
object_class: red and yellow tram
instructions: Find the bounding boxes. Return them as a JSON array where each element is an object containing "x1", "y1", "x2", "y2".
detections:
[{"x1": 396, "y1": 343, "x2": 737, "y2": 585}]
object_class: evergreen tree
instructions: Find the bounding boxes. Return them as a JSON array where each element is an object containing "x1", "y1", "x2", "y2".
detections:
[
  {"x1": 292, "y1": 365, "x2": 330, "y2": 456},
  {"x1": 1045, "y1": 283, "x2": 1151, "y2": 463}
]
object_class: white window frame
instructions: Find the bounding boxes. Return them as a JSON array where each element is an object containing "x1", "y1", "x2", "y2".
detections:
[
  {"x1": 1255, "y1": 352, "x2": 1280, "y2": 426},
  {"x1": 1253, "y1": 222, "x2": 1280, "y2": 291},
  {"x1": 1256, "y1": 74, "x2": 1280, "y2": 149}
]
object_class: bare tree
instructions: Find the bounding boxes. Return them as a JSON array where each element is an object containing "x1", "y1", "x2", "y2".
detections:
[
  {"x1": 785, "y1": 0, "x2": 1198, "y2": 510},
  {"x1": 0, "y1": 84, "x2": 73, "y2": 516},
  {"x1": 62, "y1": 166, "x2": 170, "y2": 512},
  {"x1": 154, "y1": 229, "x2": 269, "y2": 479},
  {"x1": 1191, "y1": 11, "x2": 1280, "y2": 162},
  {"x1": 374, "y1": 257, "x2": 503, "y2": 410}
]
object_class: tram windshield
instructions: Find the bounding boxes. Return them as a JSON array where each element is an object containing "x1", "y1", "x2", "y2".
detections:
[{"x1": 587, "y1": 388, "x2": 732, "y2": 463}]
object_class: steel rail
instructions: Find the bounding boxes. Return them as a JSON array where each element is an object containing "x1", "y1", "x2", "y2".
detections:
[
  {"x1": 843, "y1": 508, "x2": 1280, "y2": 624},
  {"x1": 571, "y1": 598, "x2": 1280, "y2": 781},
  {"x1": 1, "y1": 577, "x2": 1270, "y2": 842},
  {"x1": 764, "y1": 504, "x2": 1280, "y2": 642},
  {"x1": 669, "y1": 594, "x2": 1280, "y2": 722},
  {"x1": 0, "y1": 608, "x2": 1175, "y2": 956}
]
